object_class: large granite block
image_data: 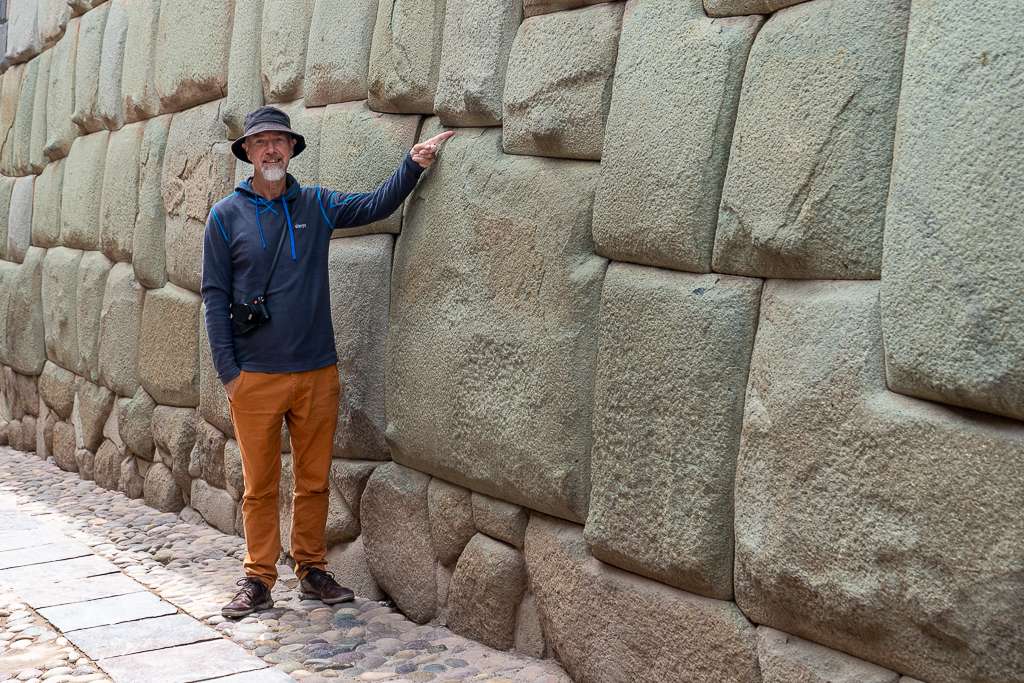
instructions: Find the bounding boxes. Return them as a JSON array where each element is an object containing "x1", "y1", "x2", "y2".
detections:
[
  {"x1": 11, "y1": 56, "x2": 39, "y2": 175},
  {"x1": 73, "y1": 379, "x2": 114, "y2": 452},
  {"x1": 6, "y1": 175, "x2": 34, "y2": 263},
  {"x1": 881, "y1": 1, "x2": 1024, "y2": 422},
  {"x1": 304, "y1": 0, "x2": 376, "y2": 107},
  {"x1": 119, "y1": 387, "x2": 155, "y2": 460},
  {"x1": 39, "y1": 361, "x2": 78, "y2": 420},
  {"x1": 75, "y1": 251, "x2": 113, "y2": 381},
  {"x1": 120, "y1": 0, "x2": 161, "y2": 123},
  {"x1": 705, "y1": 0, "x2": 807, "y2": 16},
  {"x1": 0, "y1": 176, "x2": 14, "y2": 258},
  {"x1": 44, "y1": 18, "x2": 80, "y2": 161},
  {"x1": 72, "y1": 3, "x2": 107, "y2": 134},
  {"x1": 99, "y1": 121, "x2": 145, "y2": 262},
  {"x1": 96, "y1": 0, "x2": 128, "y2": 130},
  {"x1": 5, "y1": 247, "x2": 46, "y2": 375},
  {"x1": 143, "y1": 461, "x2": 184, "y2": 512},
  {"x1": 61, "y1": 130, "x2": 109, "y2": 250},
  {"x1": 198, "y1": 303, "x2": 233, "y2": 437},
  {"x1": 133, "y1": 114, "x2": 171, "y2": 289},
  {"x1": 161, "y1": 99, "x2": 234, "y2": 222},
  {"x1": 0, "y1": 66, "x2": 25, "y2": 174},
  {"x1": 757, "y1": 626, "x2": 899, "y2": 683},
  {"x1": 5, "y1": 0, "x2": 41, "y2": 63},
  {"x1": 191, "y1": 478, "x2": 236, "y2": 534},
  {"x1": 367, "y1": 0, "x2": 446, "y2": 114},
  {"x1": 0, "y1": 262, "x2": 16, "y2": 366},
  {"x1": 447, "y1": 533, "x2": 526, "y2": 651},
  {"x1": 139, "y1": 284, "x2": 200, "y2": 407},
  {"x1": 387, "y1": 127, "x2": 605, "y2": 523},
  {"x1": 165, "y1": 216, "x2": 205, "y2": 293},
  {"x1": 41, "y1": 247, "x2": 83, "y2": 372},
  {"x1": 31, "y1": 157, "x2": 63, "y2": 248},
  {"x1": 223, "y1": 0, "x2": 265, "y2": 139},
  {"x1": 260, "y1": 0, "x2": 313, "y2": 103},
  {"x1": 38, "y1": 0, "x2": 70, "y2": 49},
  {"x1": 427, "y1": 478, "x2": 475, "y2": 567},
  {"x1": 734, "y1": 280, "x2": 1024, "y2": 683},
  {"x1": 29, "y1": 50, "x2": 51, "y2": 174},
  {"x1": 592, "y1": 1, "x2": 759, "y2": 273},
  {"x1": 523, "y1": 0, "x2": 607, "y2": 18},
  {"x1": 502, "y1": 4, "x2": 623, "y2": 160},
  {"x1": 154, "y1": 0, "x2": 232, "y2": 113},
  {"x1": 97, "y1": 263, "x2": 145, "y2": 397}
]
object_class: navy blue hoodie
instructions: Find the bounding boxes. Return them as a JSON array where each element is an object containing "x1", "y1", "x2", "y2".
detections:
[{"x1": 201, "y1": 154, "x2": 424, "y2": 385}]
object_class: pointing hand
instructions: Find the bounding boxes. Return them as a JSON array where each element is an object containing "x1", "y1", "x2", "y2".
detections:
[{"x1": 411, "y1": 131, "x2": 455, "y2": 169}]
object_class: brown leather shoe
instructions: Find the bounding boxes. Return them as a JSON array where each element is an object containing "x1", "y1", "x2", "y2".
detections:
[
  {"x1": 221, "y1": 577, "x2": 273, "y2": 618},
  {"x1": 299, "y1": 567, "x2": 354, "y2": 604}
]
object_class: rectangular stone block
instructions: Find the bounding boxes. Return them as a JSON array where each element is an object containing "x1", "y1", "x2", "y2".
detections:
[
  {"x1": 139, "y1": 284, "x2": 200, "y2": 407},
  {"x1": 592, "y1": 1, "x2": 759, "y2": 273},
  {"x1": 585, "y1": 264, "x2": 760, "y2": 600},
  {"x1": 705, "y1": 0, "x2": 807, "y2": 16},
  {"x1": 6, "y1": 175, "x2": 34, "y2": 263},
  {"x1": 0, "y1": 262, "x2": 19, "y2": 366},
  {"x1": 198, "y1": 303, "x2": 233, "y2": 437},
  {"x1": 96, "y1": 0, "x2": 129, "y2": 130},
  {"x1": 120, "y1": 0, "x2": 161, "y2": 123},
  {"x1": 304, "y1": 0, "x2": 376, "y2": 107},
  {"x1": 29, "y1": 49, "x2": 51, "y2": 174},
  {"x1": 161, "y1": 99, "x2": 234, "y2": 222},
  {"x1": 68, "y1": 0, "x2": 110, "y2": 17},
  {"x1": 165, "y1": 215, "x2": 204, "y2": 293},
  {"x1": 0, "y1": 554, "x2": 118, "y2": 589},
  {"x1": 154, "y1": 0, "x2": 232, "y2": 113},
  {"x1": 387, "y1": 127, "x2": 605, "y2": 523},
  {"x1": 367, "y1": 0, "x2": 446, "y2": 114},
  {"x1": 0, "y1": 175, "x2": 15, "y2": 259},
  {"x1": 75, "y1": 251, "x2": 113, "y2": 381},
  {"x1": 223, "y1": 0, "x2": 265, "y2": 139},
  {"x1": 133, "y1": 113, "x2": 171, "y2": 288},
  {"x1": 6, "y1": 0, "x2": 41, "y2": 63},
  {"x1": 98, "y1": 263, "x2": 144, "y2": 397},
  {"x1": 40, "y1": 591, "x2": 177, "y2": 632},
  {"x1": 11, "y1": 55, "x2": 40, "y2": 175},
  {"x1": 32, "y1": 157, "x2": 63, "y2": 248},
  {"x1": 42, "y1": 246, "x2": 84, "y2": 372},
  {"x1": 523, "y1": 0, "x2": 608, "y2": 18},
  {"x1": 100, "y1": 639, "x2": 271, "y2": 683},
  {"x1": 65, "y1": 613, "x2": 220, "y2": 660},
  {"x1": 61, "y1": 130, "x2": 109, "y2": 250},
  {"x1": 72, "y1": 2, "x2": 107, "y2": 134},
  {"x1": 19, "y1": 571, "x2": 142, "y2": 610},
  {"x1": 0, "y1": 65, "x2": 25, "y2": 174},
  {"x1": 45, "y1": 18, "x2": 80, "y2": 161},
  {"x1": 757, "y1": 626, "x2": 899, "y2": 683},
  {"x1": 99, "y1": 121, "x2": 144, "y2": 262},
  {"x1": 38, "y1": 0, "x2": 70, "y2": 50},
  {"x1": 261, "y1": 0, "x2": 313, "y2": 103},
  {"x1": 0, "y1": 541, "x2": 90, "y2": 570}
]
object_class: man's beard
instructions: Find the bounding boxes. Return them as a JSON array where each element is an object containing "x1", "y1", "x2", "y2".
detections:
[{"x1": 261, "y1": 164, "x2": 286, "y2": 182}]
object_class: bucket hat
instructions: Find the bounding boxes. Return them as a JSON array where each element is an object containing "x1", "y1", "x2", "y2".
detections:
[{"x1": 231, "y1": 106, "x2": 306, "y2": 163}]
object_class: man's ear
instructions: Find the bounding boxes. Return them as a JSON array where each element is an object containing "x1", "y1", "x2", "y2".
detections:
[{"x1": 289, "y1": 137, "x2": 297, "y2": 158}]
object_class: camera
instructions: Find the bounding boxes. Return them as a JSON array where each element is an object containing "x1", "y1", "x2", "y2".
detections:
[{"x1": 230, "y1": 296, "x2": 270, "y2": 336}]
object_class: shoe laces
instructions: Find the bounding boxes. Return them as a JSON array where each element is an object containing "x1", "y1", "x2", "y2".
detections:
[
  {"x1": 233, "y1": 577, "x2": 264, "y2": 600},
  {"x1": 303, "y1": 567, "x2": 336, "y2": 585}
]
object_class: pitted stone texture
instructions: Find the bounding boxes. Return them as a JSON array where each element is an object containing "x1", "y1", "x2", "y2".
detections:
[
  {"x1": 45, "y1": 19, "x2": 80, "y2": 161},
  {"x1": 39, "y1": 0, "x2": 71, "y2": 48},
  {"x1": 103, "y1": 395, "x2": 126, "y2": 449},
  {"x1": 757, "y1": 627, "x2": 898, "y2": 683},
  {"x1": 9, "y1": 370, "x2": 39, "y2": 419},
  {"x1": 327, "y1": 236, "x2": 392, "y2": 460},
  {"x1": 96, "y1": 0, "x2": 129, "y2": 130},
  {"x1": 139, "y1": 284, "x2": 201, "y2": 407},
  {"x1": 713, "y1": 0, "x2": 908, "y2": 279},
  {"x1": 72, "y1": 3, "x2": 108, "y2": 134},
  {"x1": 734, "y1": 280, "x2": 1024, "y2": 683},
  {"x1": 165, "y1": 216, "x2": 205, "y2": 293},
  {"x1": 367, "y1": 0, "x2": 446, "y2": 114},
  {"x1": 223, "y1": 0, "x2": 265, "y2": 139},
  {"x1": 325, "y1": 536, "x2": 384, "y2": 601},
  {"x1": 319, "y1": 103, "x2": 418, "y2": 235},
  {"x1": 527, "y1": 514, "x2": 760, "y2": 682},
  {"x1": 434, "y1": 0, "x2": 520, "y2": 126},
  {"x1": 223, "y1": 438, "x2": 243, "y2": 500},
  {"x1": 387, "y1": 127, "x2": 604, "y2": 523},
  {"x1": 39, "y1": 362, "x2": 78, "y2": 420},
  {"x1": 99, "y1": 121, "x2": 145, "y2": 263},
  {"x1": 144, "y1": 461, "x2": 184, "y2": 513},
  {"x1": 0, "y1": 262, "x2": 18, "y2": 367},
  {"x1": 94, "y1": 438, "x2": 127, "y2": 492},
  {"x1": 199, "y1": 303, "x2": 233, "y2": 437},
  {"x1": 195, "y1": 418, "x2": 227, "y2": 489},
  {"x1": 592, "y1": 2, "x2": 758, "y2": 273},
  {"x1": 5, "y1": 0, "x2": 41, "y2": 63},
  {"x1": 523, "y1": 0, "x2": 608, "y2": 18},
  {"x1": 304, "y1": 0, "x2": 376, "y2": 107},
  {"x1": 585, "y1": 265, "x2": 760, "y2": 600},
  {"x1": 514, "y1": 591, "x2": 546, "y2": 658},
  {"x1": 75, "y1": 251, "x2": 113, "y2": 381},
  {"x1": 472, "y1": 493, "x2": 528, "y2": 549},
  {"x1": 151, "y1": 405, "x2": 197, "y2": 470},
  {"x1": 503, "y1": 4, "x2": 623, "y2": 161},
  {"x1": 119, "y1": 454, "x2": 147, "y2": 498},
  {"x1": 705, "y1": 0, "x2": 807, "y2": 17},
  {"x1": 69, "y1": 0, "x2": 110, "y2": 15},
  {"x1": 61, "y1": 130, "x2": 109, "y2": 250},
  {"x1": 162, "y1": 99, "x2": 234, "y2": 222},
  {"x1": 6, "y1": 247, "x2": 46, "y2": 375},
  {"x1": 260, "y1": 0, "x2": 313, "y2": 103},
  {"x1": 154, "y1": 0, "x2": 232, "y2": 113},
  {"x1": 97, "y1": 263, "x2": 145, "y2": 397},
  {"x1": 0, "y1": 67, "x2": 25, "y2": 174},
  {"x1": 191, "y1": 478, "x2": 236, "y2": 534},
  {"x1": 120, "y1": 0, "x2": 161, "y2": 123},
  {"x1": 0, "y1": 176, "x2": 14, "y2": 258},
  {"x1": 133, "y1": 114, "x2": 171, "y2": 289},
  {"x1": 330, "y1": 459, "x2": 378, "y2": 518},
  {"x1": 119, "y1": 387, "x2": 156, "y2": 460},
  {"x1": 882, "y1": 1, "x2": 1024, "y2": 422},
  {"x1": 74, "y1": 380, "x2": 115, "y2": 452},
  {"x1": 77, "y1": 445, "x2": 96, "y2": 476},
  {"x1": 448, "y1": 533, "x2": 526, "y2": 651},
  {"x1": 6, "y1": 175, "x2": 34, "y2": 263},
  {"x1": 362, "y1": 462, "x2": 438, "y2": 623},
  {"x1": 53, "y1": 420, "x2": 78, "y2": 471},
  {"x1": 29, "y1": 50, "x2": 52, "y2": 174},
  {"x1": 236, "y1": 98, "x2": 321, "y2": 186},
  {"x1": 41, "y1": 246, "x2": 83, "y2": 372},
  {"x1": 11, "y1": 56, "x2": 40, "y2": 175},
  {"x1": 36, "y1": 401, "x2": 57, "y2": 459},
  {"x1": 428, "y1": 478, "x2": 475, "y2": 567},
  {"x1": 32, "y1": 157, "x2": 63, "y2": 248}
]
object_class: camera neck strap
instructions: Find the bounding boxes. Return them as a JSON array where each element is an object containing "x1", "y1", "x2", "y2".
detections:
[{"x1": 259, "y1": 209, "x2": 290, "y2": 301}]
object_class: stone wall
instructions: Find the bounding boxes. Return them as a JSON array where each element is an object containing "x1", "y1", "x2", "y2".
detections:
[{"x1": 0, "y1": 0, "x2": 1021, "y2": 681}]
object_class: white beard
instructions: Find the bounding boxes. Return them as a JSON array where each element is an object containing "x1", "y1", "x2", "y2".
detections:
[{"x1": 261, "y1": 165, "x2": 286, "y2": 182}]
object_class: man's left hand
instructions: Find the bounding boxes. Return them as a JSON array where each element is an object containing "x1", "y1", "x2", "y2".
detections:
[{"x1": 411, "y1": 131, "x2": 455, "y2": 169}]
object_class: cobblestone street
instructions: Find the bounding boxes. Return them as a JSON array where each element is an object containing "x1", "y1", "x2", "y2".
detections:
[{"x1": 0, "y1": 448, "x2": 569, "y2": 683}]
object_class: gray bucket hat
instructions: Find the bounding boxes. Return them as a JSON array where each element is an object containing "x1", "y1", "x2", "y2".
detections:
[{"x1": 231, "y1": 106, "x2": 306, "y2": 163}]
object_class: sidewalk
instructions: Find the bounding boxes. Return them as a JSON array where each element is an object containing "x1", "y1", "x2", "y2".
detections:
[{"x1": 0, "y1": 447, "x2": 569, "y2": 683}]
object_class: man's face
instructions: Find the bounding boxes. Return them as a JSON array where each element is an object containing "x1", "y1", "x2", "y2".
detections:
[{"x1": 243, "y1": 131, "x2": 296, "y2": 183}]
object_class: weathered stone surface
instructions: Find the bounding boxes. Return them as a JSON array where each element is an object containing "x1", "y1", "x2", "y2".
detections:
[
  {"x1": 18, "y1": 416, "x2": 36, "y2": 452},
  {"x1": 503, "y1": 4, "x2": 623, "y2": 160},
  {"x1": 320, "y1": 104, "x2": 417, "y2": 235},
  {"x1": 11, "y1": 56, "x2": 39, "y2": 175},
  {"x1": 303, "y1": 0, "x2": 376, "y2": 107},
  {"x1": 151, "y1": 405, "x2": 197, "y2": 468},
  {"x1": 260, "y1": 0, "x2": 313, "y2": 103},
  {"x1": 881, "y1": 1, "x2": 1024, "y2": 422},
  {"x1": 41, "y1": 247, "x2": 83, "y2": 372},
  {"x1": 325, "y1": 536, "x2": 384, "y2": 601},
  {"x1": 97, "y1": 263, "x2": 145, "y2": 396},
  {"x1": 74, "y1": 447, "x2": 93, "y2": 478},
  {"x1": 712, "y1": 0, "x2": 908, "y2": 279},
  {"x1": 585, "y1": 265, "x2": 760, "y2": 599},
  {"x1": 361, "y1": 462, "x2": 437, "y2": 623},
  {"x1": 154, "y1": 0, "x2": 231, "y2": 113},
  {"x1": 161, "y1": 99, "x2": 234, "y2": 223},
  {"x1": 44, "y1": 19, "x2": 80, "y2": 161},
  {"x1": 757, "y1": 626, "x2": 898, "y2": 683},
  {"x1": 0, "y1": 176, "x2": 14, "y2": 259},
  {"x1": 367, "y1": 0, "x2": 446, "y2": 114},
  {"x1": 0, "y1": 67, "x2": 25, "y2": 175},
  {"x1": 592, "y1": 2, "x2": 758, "y2": 273},
  {"x1": 39, "y1": 362, "x2": 78, "y2": 420},
  {"x1": 53, "y1": 420, "x2": 78, "y2": 472},
  {"x1": 119, "y1": 387, "x2": 155, "y2": 460},
  {"x1": 73, "y1": 380, "x2": 114, "y2": 452},
  {"x1": 734, "y1": 280, "x2": 1024, "y2": 683},
  {"x1": 144, "y1": 462, "x2": 184, "y2": 513},
  {"x1": 36, "y1": 402, "x2": 57, "y2": 460},
  {"x1": 447, "y1": 533, "x2": 526, "y2": 651},
  {"x1": 472, "y1": 493, "x2": 528, "y2": 549},
  {"x1": 514, "y1": 591, "x2": 546, "y2": 658},
  {"x1": 96, "y1": 0, "x2": 128, "y2": 130},
  {"x1": 38, "y1": 0, "x2": 70, "y2": 49},
  {"x1": 139, "y1": 284, "x2": 200, "y2": 407},
  {"x1": 522, "y1": 0, "x2": 608, "y2": 18},
  {"x1": 223, "y1": 438, "x2": 243, "y2": 501},
  {"x1": 329, "y1": 458, "x2": 377, "y2": 517},
  {"x1": 94, "y1": 439, "x2": 126, "y2": 491},
  {"x1": 223, "y1": 0, "x2": 265, "y2": 139},
  {"x1": 7, "y1": 175, "x2": 34, "y2": 263},
  {"x1": 387, "y1": 127, "x2": 604, "y2": 523},
  {"x1": 526, "y1": 514, "x2": 760, "y2": 682},
  {"x1": 99, "y1": 121, "x2": 145, "y2": 262},
  {"x1": 29, "y1": 51, "x2": 52, "y2": 174},
  {"x1": 165, "y1": 216, "x2": 205, "y2": 293},
  {"x1": 191, "y1": 479, "x2": 236, "y2": 534},
  {"x1": 6, "y1": 0, "x2": 41, "y2": 63},
  {"x1": 427, "y1": 478, "x2": 475, "y2": 567},
  {"x1": 133, "y1": 114, "x2": 171, "y2": 289},
  {"x1": 61, "y1": 131, "x2": 109, "y2": 250},
  {"x1": 198, "y1": 303, "x2": 233, "y2": 437},
  {"x1": 6, "y1": 247, "x2": 46, "y2": 375},
  {"x1": 434, "y1": 0, "x2": 520, "y2": 126},
  {"x1": 705, "y1": 0, "x2": 806, "y2": 17},
  {"x1": 119, "y1": 455, "x2": 147, "y2": 499},
  {"x1": 31, "y1": 158, "x2": 63, "y2": 248},
  {"x1": 11, "y1": 371, "x2": 39, "y2": 418},
  {"x1": 103, "y1": 396, "x2": 127, "y2": 449},
  {"x1": 69, "y1": 0, "x2": 110, "y2": 16},
  {"x1": 75, "y1": 251, "x2": 113, "y2": 381},
  {"x1": 194, "y1": 419, "x2": 226, "y2": 489},
  {"x1": 120, "y1": 0, "x2": 161, "y2": 123},
  {"x1": 72, "y1": 3, "x2": 108, "y2": 134}
]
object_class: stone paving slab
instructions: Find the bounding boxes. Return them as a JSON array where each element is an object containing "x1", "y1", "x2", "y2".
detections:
[
  {"x1": 205, "y1": 669, "x2": 294, "y2": 682},
  {"x1": 0, "y1": 528, "x2": 68, "y2": 552},
  {"x1": 99, "y1": 638, "x2": 271, "y2": 682},
  {"x1": 0, "y1": 541, "x2": 93, "y2": 570},
  {"x1": 0, "y1": 555, "x2": 119, "y2": 589},
  {"x1": 17, "y1": 572, "x2": 145, "y2": 610},
  {"x1": 64, "y1": 613, "x2": 221, "y2": 660},
  {"x1": 39, "y1": 591, "x2": 178, "y2": 632}
]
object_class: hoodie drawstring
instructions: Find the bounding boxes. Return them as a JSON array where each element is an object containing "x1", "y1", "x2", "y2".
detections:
[{"x1": 281, "y1": 195, "x2": 297, "y2": 261}]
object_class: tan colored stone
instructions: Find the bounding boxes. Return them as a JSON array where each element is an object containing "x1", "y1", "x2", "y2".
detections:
[
  {"x1": 367, "y1": 0, "x2": 446, "y2": 114},
  {"x1": 191, "y1": 479, "x2": 236, "y2": 534},
  {"x1": 29, "y1": 50, "x2": 52, "y2": 174},
  {"x1": 6, "y1": 0, "x2": 41, "y2": 63},
  {"x1": 6, "y1": 247, "x2": 46, "y2": 375},
  {"x1": 44, "y1": 18, "x2": 80, "y2": 161},
  {"x1": 472, "y1": 493, "x2": 527, "y2": 549},
  {"x1": 523, "y1": 0, "x2": 607, "y2": 17},
  {"x1": 95, "y1": 0, "x2": 128, "y2": 130},
  {"x1": 325, "y1": 536, "x2": 384, "y2": 601},
  {"x1": 223, "y1": 438, "x2": 243, "y2": 500},
  {"x1": 0, "y1": 176, "x2": 15, "y2": 258},
  {"x1": 69, "y1": 0, "x2": 110, "y2": 17},
  {"x1": 72, "y1": 3, "x2": 108, "y2": 134},
  {"x1": 161, "y1": 99, "x2": 233, "y2": 223},
  {"x1": 139, "y1": 284, "x2": 200, "y2": 407},
  {"x1": 39, "y1": 0, "x2": 71, "y2": 48},
  {"x1": 75, "y1": 251, "x2": 113, "y2": 381},
  {"x1": 194, "y1": 419, "x2": 226, "y2": 489},
  {"x1": 223, "y1": 0, "x2": 265, "y2": 139},
  {"x1": 513, "y1": 592, "x2": 545, "y2": 658},
  {"x1": 329, "y1": 459, "x2": 378, "y2": 519},
  {"x1": 705, "y1": 0, "x2": 807, "y2": 17},
  {"x1": 165, "y1": 215, "x2": 205, "y2": 293},
  {"x1": 0, "y1": 66, "x2": 25, "y2": 174},
  {"x1": 99, "y1": 121, "x2": 145, "y2": 263},
  {"x1": 41, "y1": 247, "x2": 83, "y2": 372},
  {"x1": 11, "y1": 57, "x2": 38, "y2": 174},
  {"x1": 102, "y1": 395, "x2": 126, "y2": 449},
  {"x1": 53, "y1": 420, "x2": 78, "y2": 471},
  {"x1": 61, "y1": 130, "x2": 109, "y2": 250},
  {"x1": 120, "y1": 0, "x2": 161, "y2": 123},
  {"x1": 119, "y1": 387, "x2": 155, "y2": 460},
  {"x1": 36, "y1": 401, "x2": 57, "y2": 460},
  {"x1": 7, "y1": 175, "x2": 34, "y2": 263},
  {"x1": 38, "y1": 361, "x2": 79, "y2": 420},
  {"x1": 73, "y1": 379, "x2": 114, "y2": 452},
  {"x1": 0, "y1": 261, "x2": 18, "y2": 366},
  {"x1": 427, "y1": 478, "x2": 475, "y2": 567},
  {"x1": 154, "y1": 0, "x2": 232, "y2": 113},
  {"x1": 304, "y1": 0, "x2": 376, "y2": 107},
  {"x1": 757, "y1": 627, "x2": 898, "y2": 683},
  {"x1": 144, "y1": 461, "x2": 184, "y2": 512},
  {"x1": 31, "y1": 157, "x2": 63, "y2": 248},
  {"x1": 94, "y1": 438, "x2": 126, "y2": 491},
  {"x1": 133, "y1": 114, "x2": 171, "y2": 289},
  {"x1": 260, "y1": 0, "x2": 313, "y2": 103},
  {"x1": 447, "y1": 533, "x2": 525, "y2": 651},
  {"x1": 97, "y1": 263, "x2": 145, "y2": 396},
  {"x1": 119, "y1": 454, "x2": 146, "y2": 499}
]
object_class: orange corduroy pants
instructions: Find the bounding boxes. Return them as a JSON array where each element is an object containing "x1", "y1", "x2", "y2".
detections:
[{"x1": 227, "y1": 365, "x2": 340, "y2": 589}]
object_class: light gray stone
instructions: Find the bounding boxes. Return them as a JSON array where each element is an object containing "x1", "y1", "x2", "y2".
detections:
[
  {"x1": 29, "y1": 50, "x2": 51, "y2": 174},
  {"x1": 38, "y1": 361, "x2": 78, "y2": 420},
  {"x1": 120, "y1": 0, "x2": 161, "y2": 123},
  {"x1": 119, "y1": 387, "x2": 155, "y2": 460},
  {"x1": 329, "y1": 458, "x2": 378, "y2": 521},
  {"x1": 119, "y1": 454, "x2": 146, "y2": 499},
  {"x1": 387, "y1": 126, "x2": 604, "y2": 523},
  {"x1": 514, "y1": 591, "x2": 545, "y2": 658},
  {"x1": 303, "y1": 0, "x2": 376, "y2": 107},
  {"x1": 96, "y1": 0, "x2": 128, "y2": 130},
  {"x1": 712, "y1": 0, "x2": 908, "y2": 279},
  {"x1": 103, "y1": 396, "x2": 126, "y2": 449},
  {"x1": 361, "y1": 462, "x2": 437, "y2": 623},
  {"x1": 93, "y1": 438, "x2": 126, "y2": 491},
  {"x1": 191, "y1": 478, "x2": 236, "y2": 534},
  {"x1": 881, "y1": 1, "x2": 1024, "y2": 422},
  {"x1": 472, "y1": 493, "x2": 528, "y2": 549},
  {"x1": 199, "y1": 303, "x2": 233, "y2": 436},
  {"x1": 143, "y1": 461, "x2": 184, "y2": 512},
  {"x1": 195, "y1": 418, "x2": 226, "y2": 489},
  {"x1": 6, "y1": 175, "x2": 33, "y2": 263},
  {"x1": 165, "y1": 215, "x2": 205, "y2": 293},
  {"x1": 12, "y1": 370, "x2": 39, "y2": 418},
  {"x1": 75, "y1": 250, "x2": 113, "y2": 381},
  {"x1": 0, "y1": 262, "x2": 17, "y2": 367},
  {"x1": 223, "y1": 438, "x2": 243, "y2": 500},
  {"x1": 19, "y1": 572, "x2": 142, "y2": 610},
  {"x1": 151, "y1": 404, "x2": 197, "y2": 468},
  {"x1": 72, "y1": 3, "x2": 107, "y2": 134},
  {"x1": 319, "y1": 103, "x2": 417, "y2": 235},
  {"x1": 52, "y1": 420, "x2": 78, "y2": 471},
  {"x1": 260, "y1": 0, "x2": 313, "y2": 103},
  {"x1": 592, "y1": 2, "x2": 759, "y2": 273},
  {"x1": 325, "y1": 536, "x2": 384, "y2": 601},
  {"x1": 734, "y1": 280, "x2": 1024, "y2": 683},
  {"x1": 161, "y1": 99, "x2": 234, "y2": 223},
  {"x1": 705, "y1": 0, "x2": 807, "y2": 17},
  {"x1": 38, "y1": 0, "x2": 70, "y2": 48},
  {"x1": 31, "y1": 157, "x2": 63, "y2": 248},
  {"x1": 41, "y1": 246, "x2": 83, "y2": 373},
  {"x1": 35, "y1": 402, "x2": 57, "y2": 460},
  {"x1": 502, "y1": 4, "x2": 623, "y2": 160},
  {"x1": 223, "y1": 0, "x2": 265, "y2": 139},
  {"x1": 60, "y1": 130, "x2": 109, "y2": 250},
  {"x1": 74, "y1": 379, "x2": 114, "y2": 452},
  {"x1": 527, "y1": 513, "x2": 760, "y2": 682},
  {"x1": 154, "y1": 0, "x2": 231, "y2": 113},
  {"x1": 97, "y1": 262, "x2": 145, "y2": 396},
  {"x1": 40, "y1": 589, "x2": 176, "y2": 632},
  {"x1": 447, "y1": 533, "x2": 526, "y2": 651},
  {"x1": 100, "y1": 638, "x2": 270, "y2": 683},
  {"x1": 757, "y1": 626, "x2": 898, "y2": 683},
  {"x1": 367, "y1": 0, "x2": 446, "y2": 114},
  {"x1": 0, "y1": 66, "x2": 25, "y2": 174},
  {"x1": 75, "y1": 447, "x2": 95, "y2": 478},
  {"x1": 11, "y1": 56, "x2": 39, "y2": 175},
  {"x1": 99, "y1": 121, "x2": 145, "y2": 262},
  {"x1": 18, "y1": 415, "x2": 35, "y2": 452},
  {"x1": 5, "y1": 0, "x2": 41, "y2": 63},
  {"x1": 523, "y1": 0, "x2": 609, "y2": 17},
  {"x1": 6, "y1": 247, "x2": 46, "y2": 375},
  {"x1": 139, "y1": 284, "x2": 200, "y2": 407},
  {"x1": 69, "y1": 0, "x2": 111, "y2": 15},
  {"x1": 132, "y1": 114, "x2": 171, "y2": 288},
  {"x1": 0, "y1": 175, "x2": 15, "y2": 258},
  {"x1": 44, "y1": 18, "x2": 80, "y2": 161},
  {"x1": 427, "y1": 478, "x2": 475, "y2": 567},
  {"x1": 434, "y1": 0, "x2": 520, "y2": 126},
  {"x1": 64, "y1": 613, "x2": 219, "y2": 661}
]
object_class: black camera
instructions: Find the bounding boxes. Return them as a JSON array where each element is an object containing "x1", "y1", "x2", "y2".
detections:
[{"x1": 230, "y1": 296, "x2": 270, "y2": 336}]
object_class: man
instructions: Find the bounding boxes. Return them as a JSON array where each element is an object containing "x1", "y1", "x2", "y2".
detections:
[{"x1": 201, "y1": 106, "x2": 453, "y2": 618}]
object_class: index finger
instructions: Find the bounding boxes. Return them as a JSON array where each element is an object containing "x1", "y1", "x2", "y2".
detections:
[{"x1": 426, "y1": 130, "x2": 455, "y2": 146}]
